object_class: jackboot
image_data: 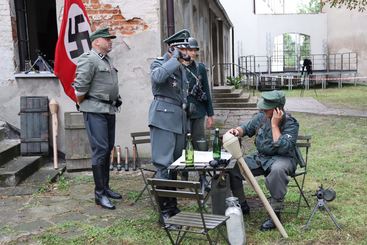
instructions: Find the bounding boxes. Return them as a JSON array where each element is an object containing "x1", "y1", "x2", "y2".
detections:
[
  {"x1": 240, "y1": 200, "x2": 250, "y2": 215},
  {"x1": 92, "y1": 165, "x2": 115, "y2": 210},
  {"x1": 104, "y1": 162, "x2": 122, "y2": 199},
  {"x1": 260, "y1": 212, "x2": 281, "y2": 231},
  {"x1": 157, "y1": 193, "x2": 181, "y2": 229}
]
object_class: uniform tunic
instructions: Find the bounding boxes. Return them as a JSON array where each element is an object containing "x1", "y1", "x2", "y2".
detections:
[
  {"x1": 148, "y1": 53, "x2": 188, "y2": 179},
  {"x1": 185, "y1": 61, "x2": 214, "y2": 148},
  {"x1": 73, "y1": 49, "x2": 119, "y2": 166},
  {"x1": 230, "y1": 111, "x2": 300, "y2": 209}
]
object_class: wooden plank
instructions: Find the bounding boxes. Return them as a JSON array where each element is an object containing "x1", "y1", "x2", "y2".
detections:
[
  {"x1": 131, "y1": 131, "x2": 150, "y2": 137},
  {"x1": 20, "y1": 96, "x2": 49, "y2": 155},
  {"x1": 64, "y1": 112, "x2": 92, "y2": 170}
]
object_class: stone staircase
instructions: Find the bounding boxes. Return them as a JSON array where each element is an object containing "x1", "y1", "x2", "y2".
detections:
[
  {"x1": 0, "y1": 121, "x2": 63, "y2": 195},
  {"x1": 212, "y1": 86, "x2": 257, "y2": 109}
]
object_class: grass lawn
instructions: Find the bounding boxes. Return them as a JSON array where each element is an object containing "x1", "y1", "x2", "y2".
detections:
[
  {"x1": 251, "y1": 84, "x2": 367, "y2": 111},
  {"x1": 29, "y1": 113, "x2": 366, "y2": 245},
  {"x1": 16, "y1": 86, "x2": 366, "y2": 245},
  {"x1": 284, "y1": 84, "x2": 367, "y2": 111}
]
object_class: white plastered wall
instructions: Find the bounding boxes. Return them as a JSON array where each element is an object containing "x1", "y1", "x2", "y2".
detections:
[{"x1": 324, "y1": 5, "x2": 367, "y2": 78}]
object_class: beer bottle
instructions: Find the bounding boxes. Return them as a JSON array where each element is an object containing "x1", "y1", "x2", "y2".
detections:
[
  {"x1": 213, "y1": 128, "x2": 221, "y2": 160},
  {"x1": 185, "y1": 133, "x2": 194, "y2": 167}
]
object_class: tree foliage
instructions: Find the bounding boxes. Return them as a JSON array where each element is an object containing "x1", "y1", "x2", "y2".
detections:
[
  {"x1": 322, "y1": 0, "x2": 367, "y2": 12},
  {"x1": 298, "y1": 0, "x2": 322, "y2": 13}
]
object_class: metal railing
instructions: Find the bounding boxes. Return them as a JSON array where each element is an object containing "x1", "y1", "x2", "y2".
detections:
[
  {"x1": 211, "y1": 63, "x2": 260, "y2": 95},
  {"x1": 239, "y1": 52, "x2": 358, "y2": 75}
]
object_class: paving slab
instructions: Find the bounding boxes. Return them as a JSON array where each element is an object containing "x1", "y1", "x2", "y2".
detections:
[{"x1": 285, "y1": 97, "x2": 367, "y2": 117}]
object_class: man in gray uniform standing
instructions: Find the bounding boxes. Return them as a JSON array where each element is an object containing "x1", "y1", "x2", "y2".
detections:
[
  {"x1": 73, "y1": 27, "x2": 122, "y2": 210},
  {"x1": 148, "y1": 29, "x2": 190, "y2": 224},
  {"x1": 227, "y1": 90, "x2": 300, "y2": 230}
]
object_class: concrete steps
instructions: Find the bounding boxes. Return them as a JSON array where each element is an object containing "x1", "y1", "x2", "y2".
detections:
[
  {"x1": 0, "y1": 139, "x2": 21, "y2": 167},
  {"x1": 0, "y1": 156, "x2": 43, "y2": 187},
  {"x1": 212, "y1": 86, "x2": 257, "y2": 109},
  {"x1": 0, "y1": 122, "x2": 64, "y2": 194}
]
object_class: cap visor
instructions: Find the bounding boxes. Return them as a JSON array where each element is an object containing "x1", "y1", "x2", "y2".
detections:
[{"x1": 257, "y1": 99, "x2": 275, "y2": 110}]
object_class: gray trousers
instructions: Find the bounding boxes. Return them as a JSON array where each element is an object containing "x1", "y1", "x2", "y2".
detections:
[
  {"x1": 83, "y1": 112, "x2": 115, "y2": 166},
  {"x1": 229, "y1": 156, "x2": 295, "y2": 211},
  {"x1": 150, "y1": 126, "x2": 185, "y2": 179},
  {"x1": 189, "y1": 117, "x2": 205, "y2": 150}
]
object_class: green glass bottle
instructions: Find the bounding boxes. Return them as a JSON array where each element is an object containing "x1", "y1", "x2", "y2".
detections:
[
  {"x1": 185, "y1": 133, "x2": 194, "y2": 166},
  {"x1": 213, "y1": 128, "x2": 221, "y2": 160}
]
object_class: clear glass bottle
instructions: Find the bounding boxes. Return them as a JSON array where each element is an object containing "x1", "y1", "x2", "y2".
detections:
[
  {"x1": 212, "y1": 128, "x2": 221, "y2": 160},
  {"x1": 225, "y1": 197, "x2": 246, "y2": 245},
  {"x1": 185, "y1": 133, "x2": 194, "y2": 167}
]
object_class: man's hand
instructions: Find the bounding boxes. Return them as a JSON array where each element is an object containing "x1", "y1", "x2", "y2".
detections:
[
  {"x1": 76, "y1": 95, "x2": 86, "y2": 104},
  {"x1": 206, "y1": 116, "x2": 214, "y2": 129},
  {"x1": 227, "y1": 127, "x2": 243, "y2": 137},
  {"x1": 271, "y1": 107, "x2": 283, "y2": 127},
  {"x1": 271, "y1": 108, "x2": 283, "y2": 142}
]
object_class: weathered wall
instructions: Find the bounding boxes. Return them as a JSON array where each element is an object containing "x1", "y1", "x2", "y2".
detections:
[
  {"x1": 324, "y1": 6, "x2": 367, "y2": 78},
  {"x1": 0, "y1": 1, "x2": 15, "y2": 85},
  {"x1": 0, "y1": 0, "x2": 161, "y2": 157}
]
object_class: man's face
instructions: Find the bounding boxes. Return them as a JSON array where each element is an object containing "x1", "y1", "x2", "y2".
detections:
[
  {"x1": 263, "y1": 108, "x2": 275, "y2": 118},
  {"x1": 95, "y1": 37, "x2": 113, "y2": 54},
  {"x1": 177, "y1": 47, "x2": 188, "y2": 56},
  {"x1": 187, "y1": 48, "x2": 198, "y2": 60}
]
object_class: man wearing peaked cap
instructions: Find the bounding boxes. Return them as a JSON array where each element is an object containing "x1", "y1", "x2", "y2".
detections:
[
  {"x1": 89, "y1": 27, "x2": 116, "y2": 42},
  {"x1": 148, "y1": 29, "x2": 192, "y2": 227},
  {"x1": 163, "y1": 29, "x2": 190, "y2": 47},
  {"x1": 226, "y1": 90, "x2": 300, "y2": 231},
  {"x1": 73, "y1": 26, "x2": 122, "y2": 210}
]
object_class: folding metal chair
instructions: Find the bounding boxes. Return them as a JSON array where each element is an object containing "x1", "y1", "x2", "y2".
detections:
[
  {"x1": 130, "y1": 131, "x2": 157, "y2": 207},
  {"x1": 290, "y1": 135, "x2": 312, "y2": 215},
  {"x1": 148, "y1": 178, "x2": 230, "y2": 245}
]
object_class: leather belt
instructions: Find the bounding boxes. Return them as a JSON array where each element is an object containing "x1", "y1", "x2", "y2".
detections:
[{"x1": 154, "y1": 96, "x2": 182, "y2": 107}]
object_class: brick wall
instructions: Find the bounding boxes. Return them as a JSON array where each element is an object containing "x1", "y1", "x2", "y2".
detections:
[{"x1": 82, "y1": 0, "x2": 148, "y2": 36}]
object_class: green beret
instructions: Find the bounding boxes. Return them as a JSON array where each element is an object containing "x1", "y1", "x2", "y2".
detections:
[
  {"x1": 89, "y1": 27, "x2": 116, "y2": 42},
  {"x1": 163, "y1": 29, "x2": 190, "y2": 48},
  {"x1": 257, "y1": 90, "x2": 286, "y2": 110}
]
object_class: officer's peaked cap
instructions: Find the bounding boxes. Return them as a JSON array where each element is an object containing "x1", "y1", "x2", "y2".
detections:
[
  {"x1": 257, "y1": 90, "x2": 286, "y2": 110},
  {"x1": 89, "y1": 27, "x2": 116, "y2": 42},
  {"x1": 164, "y1": 29, "x2": 190, "y2": 48}
]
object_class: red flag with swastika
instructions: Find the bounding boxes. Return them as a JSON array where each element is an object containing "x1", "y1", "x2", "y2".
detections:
[{"x1": 54, "y1": 0, "x2": 91, "y2": 102}]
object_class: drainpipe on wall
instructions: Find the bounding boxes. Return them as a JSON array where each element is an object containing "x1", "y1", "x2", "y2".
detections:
[
  {"x1": 166, "y1": 0, "x2": 175, "y2": 36},
  {"x1": 232, "y1": 27, "x2": 235, "y2": 77}
]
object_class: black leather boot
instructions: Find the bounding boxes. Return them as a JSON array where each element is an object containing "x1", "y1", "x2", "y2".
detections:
[
  {"x1": 92, "y1": 165, "x2": 115, "y2": 210},
  {"x1": 240, "y1": 200, "x2": 250, "y2": 215},
  {"x1": 104, "y1": 162, "x2": 122, "y2": 199},
  {"x1": 260, "y1": 212, "x2": 281, "y2": 231}
]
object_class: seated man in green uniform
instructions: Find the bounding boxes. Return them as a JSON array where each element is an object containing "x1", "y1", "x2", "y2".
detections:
[{"x1": 227, "y1": 90, "x2": 300, "y2": 231}]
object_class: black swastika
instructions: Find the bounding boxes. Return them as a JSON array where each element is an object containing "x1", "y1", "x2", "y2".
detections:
[{"x1": 68, "y1": 14, "x2": 91, "y2": 59}]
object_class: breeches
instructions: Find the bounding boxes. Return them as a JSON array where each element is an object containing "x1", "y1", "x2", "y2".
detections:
[
  {"x1": 83, "y1": 112, "x2": 115, "y2": 166},
  {"x1": 189, "y1": 117, "x2": 205, "y2": 150},
  {"x1": 150, "y1": 126, "x2": 185, "y2": 179},
  {"x1": 229, "y1": 156, "x2": 295, "y2": 201}
]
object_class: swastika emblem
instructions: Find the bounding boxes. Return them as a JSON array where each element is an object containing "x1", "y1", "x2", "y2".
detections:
[{"x1": 64, "y1": 3, "x2": 91, "y2": 65}]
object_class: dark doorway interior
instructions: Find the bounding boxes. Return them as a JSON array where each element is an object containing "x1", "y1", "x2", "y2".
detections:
[{"x1": 15, "y1": 0, "x2": 58, "y2": 71}]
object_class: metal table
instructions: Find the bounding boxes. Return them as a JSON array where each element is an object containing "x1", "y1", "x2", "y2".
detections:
[{"x1": 168, "y1": 151, "x2": 236, "y2": 207}]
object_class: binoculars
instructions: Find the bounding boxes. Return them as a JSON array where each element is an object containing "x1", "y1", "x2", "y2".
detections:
[{"x1": 209, "y1": 159, "x2": 230, "y2": 168}]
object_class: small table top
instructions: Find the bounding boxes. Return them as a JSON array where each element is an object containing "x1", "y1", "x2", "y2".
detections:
[{"x1": 168, "y1": 151, "x2": 236, "y2": 171}]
